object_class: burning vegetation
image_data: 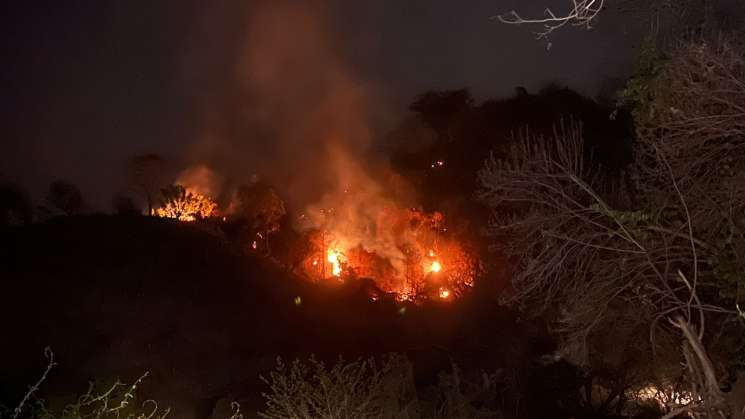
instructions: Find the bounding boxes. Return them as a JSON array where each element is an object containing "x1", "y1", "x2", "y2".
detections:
[
  {"x1": 155, "y1": 184, "x2": 218, "y2": 222},
  {"x1": 295, "y1": 207, "x2": 477, "y2": 302},
  {"x1": 152, "y1": 157, "x2": 479, "y2": 303}
]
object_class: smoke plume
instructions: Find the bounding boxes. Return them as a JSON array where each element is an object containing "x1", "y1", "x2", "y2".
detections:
[{"x1": 185, "y1": 0, "x2": 377, "y2": 207}]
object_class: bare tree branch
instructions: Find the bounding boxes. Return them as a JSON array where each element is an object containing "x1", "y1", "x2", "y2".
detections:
[{"x1": 493, "y1": 0, "x2": 605, "y2": 39}]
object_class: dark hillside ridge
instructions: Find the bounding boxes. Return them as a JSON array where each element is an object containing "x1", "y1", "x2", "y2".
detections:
[{"x1": 0, "y1": 215, "x2": 553, "y2": 417}]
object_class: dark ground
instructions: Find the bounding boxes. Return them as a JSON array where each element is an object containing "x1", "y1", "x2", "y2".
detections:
[{"x1": 0, "y1": 216, "x2": 557, "y2": 418}]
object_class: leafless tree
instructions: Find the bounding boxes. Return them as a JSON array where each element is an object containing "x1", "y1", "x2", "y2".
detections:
[
  {"x1": 478, "y1": 114, "x2": 742, "y2": 415},
  {"x1": 494, "y1": 0, "x2": 718, "y2": 40},
  {"x1": 494, "y1": 0, "x2": 605, "y2": 39}
]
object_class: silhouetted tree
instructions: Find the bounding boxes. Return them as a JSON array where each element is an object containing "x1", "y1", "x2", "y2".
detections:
[
  {"x1": 0, "y1": 183, "x2": 32, "y2": 226},
  {"x1": 234, "y1": 182, "x2": 286, "y2": 253},
  {"x1": 409, "y1": 89, "x2": 473, "y2": 141},
  {"x1": 479, "y1": 113, "x2": 743, "y2": 416},
  {"x1": 128, "y1": 153, "x2": 166, "y2": 216},
  {"x1": 156, "y1": 184, "x2": 217, "y2": 222},
  {"x1": 46, "y1": 181, "x2": 83, "y2": 216},
  {"x1": 112, "y1": 194, "x2": 140, "y2": 216}
]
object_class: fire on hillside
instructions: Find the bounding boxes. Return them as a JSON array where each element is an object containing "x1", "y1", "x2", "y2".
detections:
[
  {"x1": 156, "y1": 157, "x2": 479, "y2": 302},
  {"x1": 295, "y1": 207, "x2": 477, "y2": 302}
]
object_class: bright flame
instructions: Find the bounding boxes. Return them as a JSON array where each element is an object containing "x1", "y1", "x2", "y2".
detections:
[
  {"x1": 251, "y1": 241, "x2": 258, "y2": 250},
  {"x1": 439, "y1": 288, "x2": 450, "y2": 299},
  {"x1": 155, "y1": 185, "x2": 217, "y2": 222},
  {"x1": 299, "y1": 207, "x2": 477, "y2": 300},
  {"x1": 327, "y1": 247, "x2": 345, "y2": 277}
]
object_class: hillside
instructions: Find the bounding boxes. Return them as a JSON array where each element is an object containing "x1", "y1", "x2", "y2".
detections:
[{"x1": 0, "y1": 216, "x2": 550, "y2": 418}]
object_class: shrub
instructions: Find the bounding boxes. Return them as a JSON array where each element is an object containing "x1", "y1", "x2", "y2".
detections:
[{"x1": 258, "y1": 355, "x2": 500, "y2": 419}]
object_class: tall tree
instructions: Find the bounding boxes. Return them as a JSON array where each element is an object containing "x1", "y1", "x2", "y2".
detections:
[
  {"x1": 235, "y1": 182, "x2": 286, "y2": 253},
  {"x1": 46, "y1": 180, "x2": 83, "y2": 216},
  {"x1": 128, "y1": 153, "x2": 166, "y2": 216}
]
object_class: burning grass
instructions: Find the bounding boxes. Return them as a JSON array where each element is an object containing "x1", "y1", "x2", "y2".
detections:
[
  {"x1": 156, "y1": 158, "x2": 480, "y2": 303},
  {"x1": 296, "y1": 207, "x2": 478, "y2": 302}
]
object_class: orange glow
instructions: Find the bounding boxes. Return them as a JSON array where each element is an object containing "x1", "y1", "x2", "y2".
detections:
[
  {"x1": 327, "y1": 247, "x2": 345, "y2": 277},
  {"x1": 156, "y1": 184, "x2": 217, "y2": 222},
  {"x1": 298, "y1": 207, "x2": 477, "y2": 301}
]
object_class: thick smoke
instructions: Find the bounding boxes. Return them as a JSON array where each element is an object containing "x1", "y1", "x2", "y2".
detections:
[
  {"x1": 302, "y1": 145, "x2": 418, "y2": 279},
  {"x1": 185, "y1": 0, "x2": 377, "y2": 207},
  {"x1": 175, "y1": 165, "x2": 222, "y2": 198},
  {"x1": 182, "y1": 1, "x2": 424, "y2": 280}
]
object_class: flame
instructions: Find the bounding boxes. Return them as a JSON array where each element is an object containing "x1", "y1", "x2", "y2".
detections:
[
  {"x1": 251, "y1": 240, "x2": 258, "y2": 250},
  {"x1": 155, "y1": 186, "x2": 217, "y2": 222},
  {"x1": 327, "y1": 247, "x2": 345, "y2": 277},
  {"x1": 299, "y1": 205, "x2": 476, "y2": 300},
  {"x1": 439, "y1": 288, "x2": 450, "y2": 299}
]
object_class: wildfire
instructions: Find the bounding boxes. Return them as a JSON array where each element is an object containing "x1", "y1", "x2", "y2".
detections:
[
  {"x1": 327, "y1": 247, "x2": 345, "y2": 277},
  {"x1": 298, "y1": 207, "x2": 477, "y2": 301},
  {"x1": 155, "y1": 184, "x2": 217, "y2": 222},
  {"x1": 294, "y1": 149, "x2": 476, "y2": 301},
  {"x1": 426, "y1": 249, "x2": 442, "y2": 273}
]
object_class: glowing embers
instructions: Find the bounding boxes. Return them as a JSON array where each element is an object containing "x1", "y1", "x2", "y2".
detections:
[
  {"x1": 326, "y1": 247, "x2": 346, "y2": 277},
  {"x1": 297, "y1": 207, "x2": 477, "y2": 301},
  {"x1": 426, "y1": 249, "x2": 442, "y2": 274}
]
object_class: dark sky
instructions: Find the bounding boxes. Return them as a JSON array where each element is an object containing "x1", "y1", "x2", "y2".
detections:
[{"x1": 1, "y1": 1, "x2": 645, "y2": 209}]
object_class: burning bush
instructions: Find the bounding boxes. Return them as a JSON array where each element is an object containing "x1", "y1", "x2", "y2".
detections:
[
  {"x1": 296, "y1": 207, "x2": 477, "y2": 302},
  {"x1": 155, "y1": 184, "x2": 218, "y2": 222}
]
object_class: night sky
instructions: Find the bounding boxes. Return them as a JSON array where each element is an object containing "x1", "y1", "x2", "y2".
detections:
[{"x1": 1, "y1": 1, "x2": 646, "y2": 208}]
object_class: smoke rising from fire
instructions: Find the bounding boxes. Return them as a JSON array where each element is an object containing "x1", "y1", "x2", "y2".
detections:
[
  {"x1": 175, "y1": 165, "x2": 222, "y2": 198},
  {"x1": 185, "y1": 1, "x2": 379, "y2": 207},
  {"x1": 302, "y1": 145, "x2": 419, "y2": 280},
  {"x1": 178, "y1": 1, "x2": 475, "y2": 294}
]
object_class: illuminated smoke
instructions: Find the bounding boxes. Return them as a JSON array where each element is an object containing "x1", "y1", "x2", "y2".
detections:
[
  {"x1": 175, "y1": 165, "x2": 222, "y2": 198},
  {"x1": 186, "y1": 1, "x2": 376, "y2": 207}
]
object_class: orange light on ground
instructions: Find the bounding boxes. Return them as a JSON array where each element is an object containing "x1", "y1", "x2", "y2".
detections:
[{"x1": 439, "y1": 288, "x2": 450, "y2": 299}]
